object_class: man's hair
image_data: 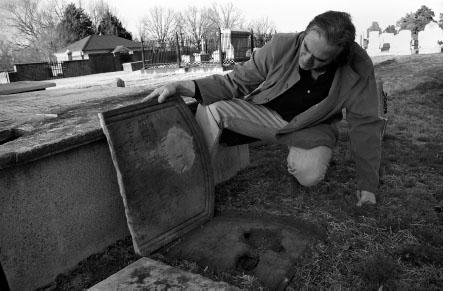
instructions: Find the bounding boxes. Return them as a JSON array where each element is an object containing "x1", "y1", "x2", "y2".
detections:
[{"x1": 306, "y1": 11, "x2": 356, "y2": 65}]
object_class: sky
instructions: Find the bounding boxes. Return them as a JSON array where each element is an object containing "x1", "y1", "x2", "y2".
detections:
[{"x1": 94, "y1": 0, "x2": 443, "y2": 39}]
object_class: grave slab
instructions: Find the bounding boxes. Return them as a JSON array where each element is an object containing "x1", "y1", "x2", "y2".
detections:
[
  {"x1": 0, "y1": 81, "x2": 56, "y2": 95},
  {"x1": 88, "y1": 257, "x2": 236, "y2": 290},
  {"x1": 160, "y1": 210, "x2": 327, "y2": 290},
  {"x1": 99, "y1": 96, "x2": 215, "y2": 256}
]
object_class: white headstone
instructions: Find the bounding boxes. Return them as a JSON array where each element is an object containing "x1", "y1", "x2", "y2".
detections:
[
  {"x1": 366, "y1": 31, "x2": 381, "y2": 56},
  {"x1": 379, "y1": 33, "x2": 395, "y2": 53},
  {"x1": 391, "y1": 30, "x2": 412, "y2": 55},
  {"x1": 418, "y1": 22, "x2": 443, "y2": 54}
]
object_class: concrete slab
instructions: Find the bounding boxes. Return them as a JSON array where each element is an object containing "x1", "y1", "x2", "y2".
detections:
[
  {"x1": 0, "y1": 81, "x2": 56, "y2": 95},
  {"x1": 88, "y1": 257, "x2": 236, "y2": 290},
  {"x1": 162, "y1": 210, "x2": 327, "y2": 289}
]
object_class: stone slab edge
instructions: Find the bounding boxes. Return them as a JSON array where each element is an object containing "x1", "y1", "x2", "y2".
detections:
[
  {"x1": 0, "y1": 100, "x2": 199, "y2": 171},
  {"x1": 0, "y1": 81, "x2": 56, "y2": 95},
  {"x1": 88, "y1": 257, "x2": 237, "y2": 290}
]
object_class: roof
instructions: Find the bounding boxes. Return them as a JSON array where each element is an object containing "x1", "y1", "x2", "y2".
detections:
[
  {"x1": 111, "y1": 45, "x2": 133, "y2": 54},
  {"x1": 55, "y1": 35, "x2": 142, "y2": 54}
]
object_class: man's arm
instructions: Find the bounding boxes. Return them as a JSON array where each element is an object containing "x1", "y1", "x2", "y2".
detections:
[
  {"x1": 143, "y1": 34, "x2": 283, "y2": 105},
  {"x1": 345, "y1": 70, "x2": 386, "y2": 205}
]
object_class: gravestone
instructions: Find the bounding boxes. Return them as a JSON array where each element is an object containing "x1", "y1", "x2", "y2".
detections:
[
  {"x1": 379, "y1": 33, "x2": 395, "y2": 53},
  {"x1": 181, "y1": 55, "x2": 195, "y2": 64},
  {"x1": 115, "y1": 78, "x2": 125, "y2": 87},
  {"x1": 99, "y1": 96, "x2": 215, "y2": 256},
  {"x1": 391, "y1": 30, "x2": 412, "y2": 55},
  {"x1": 366, "y1": 31, "x2": 381, "y2": 56},
  {"x1": 418, "y1": 22, "x2": 443, "y2": 54}
]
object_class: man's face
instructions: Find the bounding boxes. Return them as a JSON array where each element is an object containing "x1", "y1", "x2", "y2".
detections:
[{"x1": 299, "y1": 30, "x2": 342, "y2": 71}]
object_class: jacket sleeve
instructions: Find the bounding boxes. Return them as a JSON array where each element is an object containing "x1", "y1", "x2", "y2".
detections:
[
  {"x1": 345, "y1": 69, "x2": 386, "y2": 193},
  {"x1": 193, "y1": 36, "x2": 276, "y2": 105}
]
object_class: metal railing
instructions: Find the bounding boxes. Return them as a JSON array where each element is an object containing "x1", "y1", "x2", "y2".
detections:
[{"x1": 140, "y1": 30, "x2": 276, "y2": 70}]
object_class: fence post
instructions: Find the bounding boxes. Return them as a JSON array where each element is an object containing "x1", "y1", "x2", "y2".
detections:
[
  {"x1": 217, "y1": 28, "x2": 223, "y2": 69},
  {"x1": 175, "y1": 32, "x2": 181, "y2": 68},
  {"x1": 140, "y1": 37, "x2": 146, "y2": 70},
  {"x1": 250, "y1": 29, "x2": 254, "y2": 52}
]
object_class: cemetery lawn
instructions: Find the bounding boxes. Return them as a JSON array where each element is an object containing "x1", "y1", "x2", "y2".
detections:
[{"x1": 49, "y1": 53, "x2": 443, "y2": 290}]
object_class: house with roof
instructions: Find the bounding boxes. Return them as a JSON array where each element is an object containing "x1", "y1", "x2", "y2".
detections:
[{"x1": 54, "y1": 35, "x2": 143, "y2": 73}]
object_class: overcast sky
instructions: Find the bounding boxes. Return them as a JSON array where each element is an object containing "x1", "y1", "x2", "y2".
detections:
[{"x1": 95, "y1": 0, "x2": 443, "y2": 38}]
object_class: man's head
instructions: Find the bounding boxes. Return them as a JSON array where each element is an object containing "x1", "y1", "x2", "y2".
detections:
[{"x1": 299, "y1": 11, "x2": 356, "y2": 71}]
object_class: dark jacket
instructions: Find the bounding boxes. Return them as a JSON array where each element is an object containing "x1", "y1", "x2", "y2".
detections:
[{"x1": 195, "y1": 32, "x2": 386, "y2": 193}]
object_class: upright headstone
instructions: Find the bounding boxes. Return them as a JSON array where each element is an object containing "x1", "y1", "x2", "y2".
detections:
[
  {"x1": 98, "y1": 96, "x2": 215, "y2": 256},
  {"x1": 418, "y1": 22, "x2": 443, "y2": 54},
  {"x1": 366, "y1": 31, "x2": 381, "y2": 56},
  {"x1": 391, "y1": 30, "x2": 412, "y2": 55},
  {"x1": 379, "y1": 33, "x2": 395, "y2": 53}
]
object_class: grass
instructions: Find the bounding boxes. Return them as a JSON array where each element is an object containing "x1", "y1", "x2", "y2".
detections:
[{"x1": 46, "y1": 53, "x2": 443, "y2": 290}]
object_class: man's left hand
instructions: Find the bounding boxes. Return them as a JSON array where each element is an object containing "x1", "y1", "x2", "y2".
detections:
[{"x1": 356, "y1": 190, "x2": 376, "y2": 207}]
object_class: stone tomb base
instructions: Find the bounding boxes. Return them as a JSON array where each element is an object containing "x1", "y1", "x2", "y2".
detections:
[{"x1": 159, "y1": 211, "x2": 327, "y2": 289}]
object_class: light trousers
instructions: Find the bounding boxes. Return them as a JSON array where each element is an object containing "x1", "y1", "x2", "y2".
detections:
[{"x1": 195, "y1": 99, "x2": 332, "y2": 186}]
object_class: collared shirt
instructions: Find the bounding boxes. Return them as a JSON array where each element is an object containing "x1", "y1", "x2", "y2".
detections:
[{"x1": 264, "y1": 66, "x2": 337, "y2": 122}]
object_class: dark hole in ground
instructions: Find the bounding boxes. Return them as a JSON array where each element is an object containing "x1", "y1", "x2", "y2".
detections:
[
  {"x1": 235, "y1": 252, "x2": 260, "y2": 271},
  {"x1": 242, "y1": 228, "x2": 285, "y2": 253}
]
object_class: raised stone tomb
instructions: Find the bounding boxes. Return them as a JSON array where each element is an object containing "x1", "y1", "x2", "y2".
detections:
[{"x1": 0, "y1": 85, "x2": 249, "y2": 290}]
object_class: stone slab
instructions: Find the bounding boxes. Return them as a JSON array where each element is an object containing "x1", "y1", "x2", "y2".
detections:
[
  {"x1": 99, "y1": 96, "x2": 214, "y2": 256},
  {"x1": 88, "y1": 257, "x2": 236, "y2": 290},
  {"x1": 162, "y1": 210, "x2": 327, "y2": 289},
  {"x1": 0, "y1": 81, "x2": 56, "y2": 95},
  {"x1": 213, "y1": 144, "x2": 250, "y2": 184}
]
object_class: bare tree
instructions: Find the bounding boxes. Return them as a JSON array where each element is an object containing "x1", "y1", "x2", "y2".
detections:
[
  {"x1": 0, "y1": 0, "x2": 65, "y2": 61},
  {"x1": 0, "y1": 39, "x2": 15, "y2": 71},
  {"x1": 182, "y1": 5, "x2": 213, "y2": 49},
  {"x1": 135, "y1": 19, "x2": 147, "y2": 42},
  {"x1": 140, "y1": 6, "x2": 178, "y2": 43},
  {"x1": 248, "y1": 17, "x2": 276, "y2": 35},
  {"x1": 248, "y1": 16, "x2": 276, "y2": 47},
  {"x1": 87, "y1": 0, "x2": 124, "y2": 33},
  {"x1": 207, "y1": 1, "x2": 244, "y2": 30},
  {"x1": 87, "y1": 0, "x2": 109, "y2": 32}
]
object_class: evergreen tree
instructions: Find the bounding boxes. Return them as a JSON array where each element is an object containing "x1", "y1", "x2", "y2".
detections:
[
  {"x1": 57, "y1": 3, "x2": 94, "y2": 45},
  {"x1": 397, "y1": 5, "x2": 436, "y2": 35},
  {"x1": 97, "y1": 10, "x2": 132, "y2": 40}
]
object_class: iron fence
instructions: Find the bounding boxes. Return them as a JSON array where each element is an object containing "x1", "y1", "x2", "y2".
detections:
[{"x1": 141, "y1": 30, "x2": 276, "y2": 69}]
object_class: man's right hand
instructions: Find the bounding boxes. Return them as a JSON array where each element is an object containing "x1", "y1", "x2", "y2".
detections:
[{"x1": 142, "y1": 83, "x2": 177, "y2": 103}]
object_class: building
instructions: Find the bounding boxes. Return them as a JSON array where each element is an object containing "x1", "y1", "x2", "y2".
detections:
[{"x1": 54, "y1": 35, "x2": 143, "y2": 73}]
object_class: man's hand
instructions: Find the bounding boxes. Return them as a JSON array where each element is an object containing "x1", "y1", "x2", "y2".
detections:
[
  {"x1": 356, "y1": 190, "x2": 376, "y2": 207},
  {"x1": 142, "y1": 83, "x2": 177, "y2": 103}
]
